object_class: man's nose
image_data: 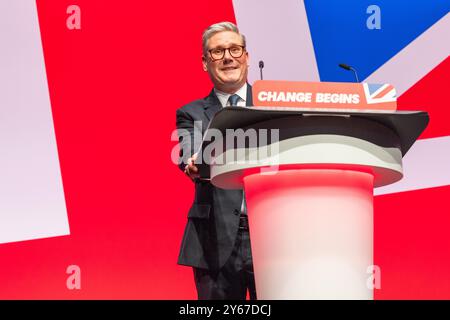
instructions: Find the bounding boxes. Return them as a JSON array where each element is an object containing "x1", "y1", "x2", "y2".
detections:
[{"x1": 223, "y1": 49, "x2": 234, "y2": 62}]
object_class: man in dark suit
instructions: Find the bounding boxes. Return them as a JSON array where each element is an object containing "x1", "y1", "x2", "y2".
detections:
[{"x1": 175, "y1": 22, "x2": 256, "y2": 300}]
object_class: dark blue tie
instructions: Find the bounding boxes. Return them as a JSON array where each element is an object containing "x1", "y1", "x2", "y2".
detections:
[
  {"x1": 228, "y1": 94, "x2": 240, "y2": 106},
  {"x1": 228, "y1": 94, "x2": 245, "y2": 213},
  {"x1": 241, "y1": 190, "x2": 247, "y2": 215}
]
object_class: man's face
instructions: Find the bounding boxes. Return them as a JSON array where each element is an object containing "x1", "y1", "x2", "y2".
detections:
[{"x1": 202, "y1": 31, "x2": 249, "y2": 94}]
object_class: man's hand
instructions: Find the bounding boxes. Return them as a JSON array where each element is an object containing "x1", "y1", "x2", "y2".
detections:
[{"x1": 184, "y1": 153, "x2": 199, "y2": 181}]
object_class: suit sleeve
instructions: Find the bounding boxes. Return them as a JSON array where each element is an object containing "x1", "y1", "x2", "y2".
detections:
[{"x1": 176, "y1": 108, "x2": 200, "y2": 173}]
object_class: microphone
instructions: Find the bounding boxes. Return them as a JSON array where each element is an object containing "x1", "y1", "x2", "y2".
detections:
[
  {"x1": 339, "y1": 63, "x2": 360, "y2": 83},
  {"x1": 259, "y1": 60, "x2": 264, "y2": 80}
]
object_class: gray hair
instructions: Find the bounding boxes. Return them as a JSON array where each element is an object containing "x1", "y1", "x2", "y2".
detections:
[{"x1": 202, "y1": 21, "x2": 246, "y2": 55}]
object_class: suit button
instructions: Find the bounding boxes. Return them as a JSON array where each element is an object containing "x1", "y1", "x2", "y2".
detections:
[{"x1": 233, "y1": 209, "x2": 240, "y2": 215}]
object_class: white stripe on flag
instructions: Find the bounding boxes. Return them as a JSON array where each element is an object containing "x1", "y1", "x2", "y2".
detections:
[
  {"x1": 0, "y1": 0, "x2": 70, "y2": 244},
  {"x1": 375, "y1": 136, "x2": 450, "y2": 195}
]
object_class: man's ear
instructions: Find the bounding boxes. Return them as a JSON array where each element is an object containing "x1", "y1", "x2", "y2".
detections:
[{"x1": 202, "y1": 56, "x2": 208, "y2": 72}]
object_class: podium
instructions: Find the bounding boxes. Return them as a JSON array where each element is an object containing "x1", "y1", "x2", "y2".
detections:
[{"x1": 199, "y1": 106, "x2": 428, "y2": 299}]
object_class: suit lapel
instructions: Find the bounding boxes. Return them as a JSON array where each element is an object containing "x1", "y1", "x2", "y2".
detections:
[
  {"x1": 204, "y1": 89, "x2": 222, "y2": 122},
  {"x1": 203, "y1": 84, "x2": 253, "y2": 122},
  {"x1": 246, "y1": 84, "x2": 253, "y2": 107}
]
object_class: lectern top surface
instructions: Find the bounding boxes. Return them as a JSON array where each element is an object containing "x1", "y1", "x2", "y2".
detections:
[{"x1": 204, "y1": 106, "x2": 428, "y2": 157}]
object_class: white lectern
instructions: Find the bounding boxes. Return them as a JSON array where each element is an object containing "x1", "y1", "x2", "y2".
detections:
[{"x1": 199, "y1": 107, "x2": 428, "y2": 299}]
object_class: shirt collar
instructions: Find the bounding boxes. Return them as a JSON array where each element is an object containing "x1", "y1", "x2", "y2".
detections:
[{"x1": 214, "y1": 83, "x2": 247, "y2": 108}]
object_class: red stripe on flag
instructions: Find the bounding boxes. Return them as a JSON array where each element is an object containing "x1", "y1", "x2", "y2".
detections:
[
  {"x1": 373, "y1": 84, "x2": 394, "y2": 99},
  {"x1": 398, "y1": 57, "x2": 450, "y2": 139}
]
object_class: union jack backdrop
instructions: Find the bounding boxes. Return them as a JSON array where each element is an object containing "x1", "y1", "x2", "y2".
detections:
[{"x1": 0, "y1": 0, "x2": 448, "y2": 299}]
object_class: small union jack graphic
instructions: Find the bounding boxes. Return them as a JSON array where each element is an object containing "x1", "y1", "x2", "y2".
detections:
[{"x1": 363, "y1": 83, "x2": 397, "y2": 104}]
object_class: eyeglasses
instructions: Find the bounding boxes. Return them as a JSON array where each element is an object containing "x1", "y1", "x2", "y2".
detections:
[{"x1": 207, "y1": 45, "x2": 245, "y2": 61}]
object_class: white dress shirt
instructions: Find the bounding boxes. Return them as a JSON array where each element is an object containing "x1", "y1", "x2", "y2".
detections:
[
  {"x1": 213, "y1": 83, "x2": 248, "y2": 214},
  {"x1": 214, "y1": 83, "x2": 247, "y2": 108}
]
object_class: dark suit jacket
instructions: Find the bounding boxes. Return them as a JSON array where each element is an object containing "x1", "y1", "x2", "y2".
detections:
[{"x1": 176, "y1": 85, "x2": 253, "y2": 271}]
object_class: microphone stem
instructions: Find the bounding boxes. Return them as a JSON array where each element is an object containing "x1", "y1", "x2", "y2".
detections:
[{"x1": 350, "y1": 67, "x2": 359, "y2": 83}]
